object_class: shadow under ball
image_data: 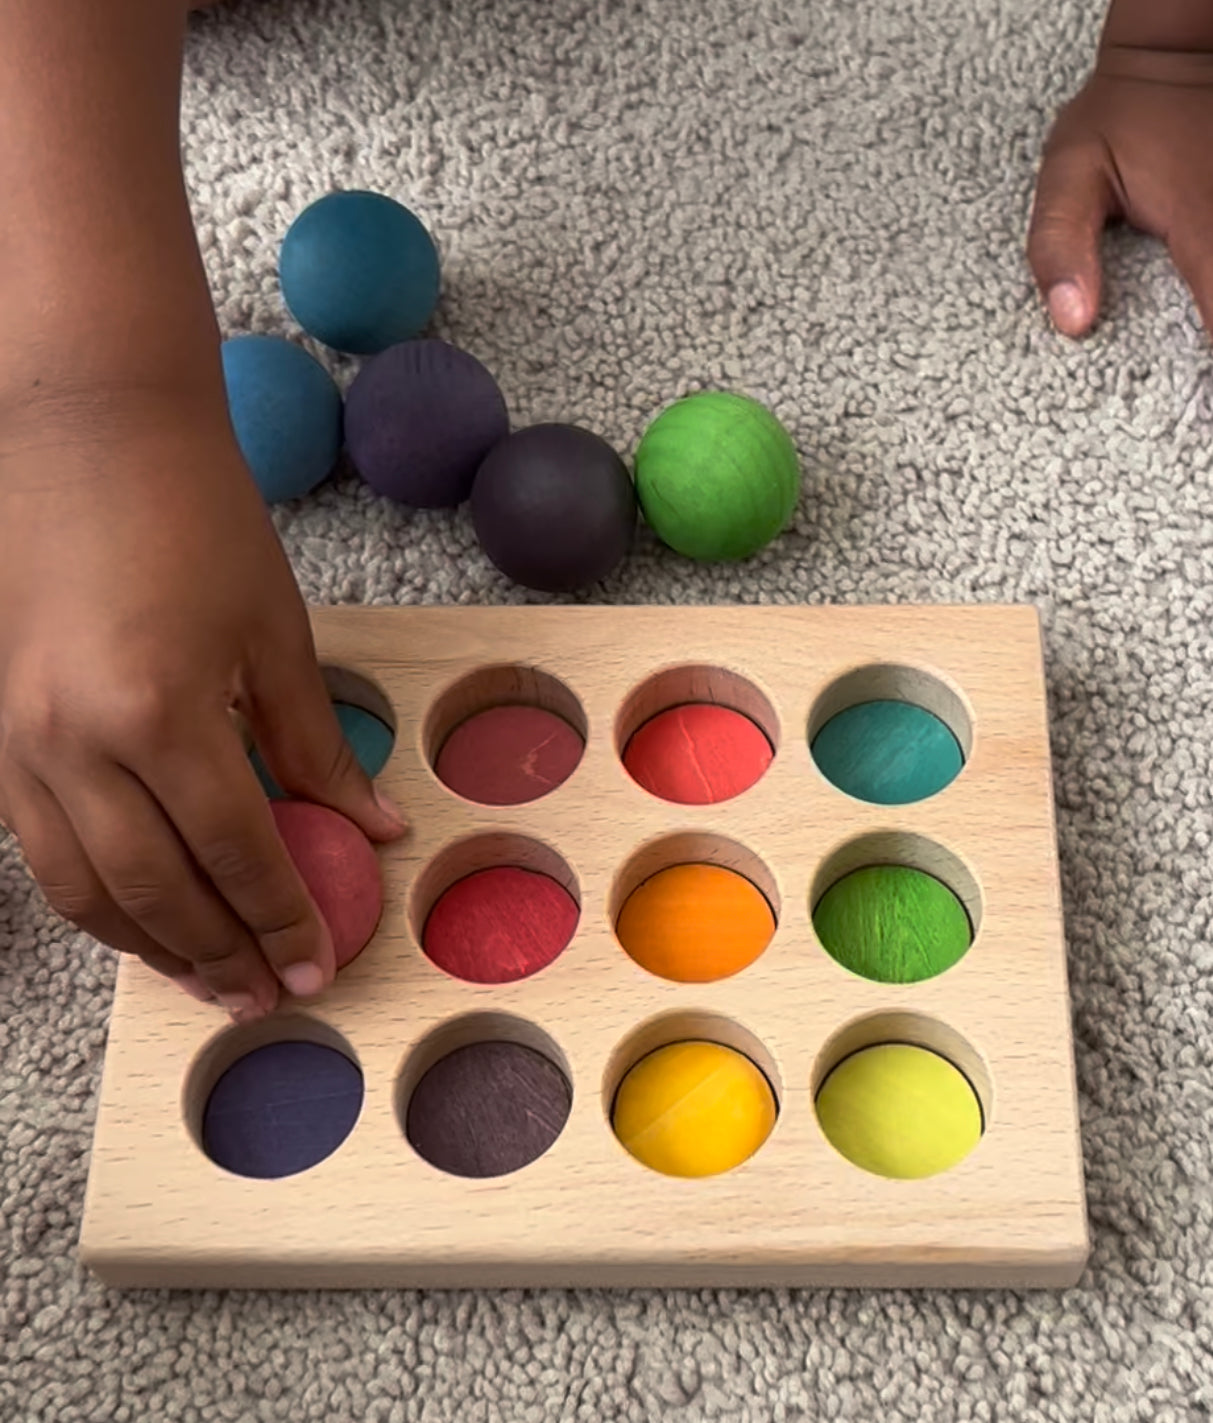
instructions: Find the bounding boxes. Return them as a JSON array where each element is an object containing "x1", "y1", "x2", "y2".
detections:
[
  {"x1": 470, "y1": 423, "x2": 637, "y2": 592},
  {"x1": 345, "y1": 340, "x2": 510, "y2": 508}
]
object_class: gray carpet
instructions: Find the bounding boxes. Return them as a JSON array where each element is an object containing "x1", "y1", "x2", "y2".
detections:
[{"x1": 3, "y1": 0, "x2": 1212, "y2": 1416}]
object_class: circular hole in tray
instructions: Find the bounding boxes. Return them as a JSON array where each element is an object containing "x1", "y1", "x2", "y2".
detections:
[
  {"x1": 812, "y1": 1012, "x2": 989, "y2": 1181},
  {"x1": 250, "y1": 666, "x2": 397, "y2": 798},
  {"x1": 808, "y1": 664, "x2": 971, "y2": 805},
  {"x1": 616, "y1": 665, "x2": 778, "y2": 805},
  {"x1": 412, "y1": 833, "x2": 580, "y2": 984},
  {"x1": 604, "y1": 1013, "x2": 780, "y2": 1179},
  {"x1": 186, "y1": 1015, "x2": 363, "y2": 1180},
  {"x1": 612, "y1": 833, "x2": 779, "y2": 983},
  {"x1": 810, "y1": 832, "x2": 981, "y2": 984},
  {"x1": 398, "y1": 1014, "x2": 572, "y2": 1179},
  {"x1": 424, "y1": 665, "x2": 586, "y2": 805}
]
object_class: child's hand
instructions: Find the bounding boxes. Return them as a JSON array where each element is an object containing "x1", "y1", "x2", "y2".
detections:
[
  {"x1": 1028, "y1": 48, "x2": 1213, "y2": 338},
  {"x1": 0, "y1": 399, "x2": 405, "y2": 1022}
]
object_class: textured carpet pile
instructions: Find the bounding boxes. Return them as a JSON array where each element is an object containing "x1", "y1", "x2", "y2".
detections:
[{"x1": 3, "y1": 0, "x2": 1212, "y2": 1417}]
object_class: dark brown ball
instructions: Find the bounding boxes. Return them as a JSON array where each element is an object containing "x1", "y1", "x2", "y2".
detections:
[
  {"x1": 469, "y1": 423, "x2": 637, "y2": 592},
  {"x1": 405, "y1": 1040, "x2": 571, "y2": 1178}
]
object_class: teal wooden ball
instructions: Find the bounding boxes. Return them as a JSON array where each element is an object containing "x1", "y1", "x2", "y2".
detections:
[
  {"x1": 221, "y1": 335, "x2": 343, "y2": 504},
  {"x1": 633, "y1": 391, "x2": 800, "y2": 560},
  {"x1": 279, "y1": 191, "x2": 440, "y2": 355},
  {"x1": 811, "y1": 700, "x2": 963, "y2": 804}
]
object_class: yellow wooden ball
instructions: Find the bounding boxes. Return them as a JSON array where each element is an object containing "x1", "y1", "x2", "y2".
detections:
[
  {"x1": 815, "y1": 1042, "x2": 983, "y2": 1179},
  {"x1": 612, "y1": 1040, "x2": 777, "y2": 1177}
]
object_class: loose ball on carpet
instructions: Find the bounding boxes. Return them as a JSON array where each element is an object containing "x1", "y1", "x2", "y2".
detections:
[
  {"x1": 633, "y1": 391, "x2": 800, "y2": 560},
  {"x1": 612, "y1": 1040, "x2": 777, "y2": 1178},
  {"x1": 470, "y1": 423, "x2": 637, "y2": 592},
  {"x1": 221, "y1": 335, "x2": 343, "y2": 504},
  {"x1": 279, "y1": 190, "x2": 441, "y2": 354},
  {"x1": 345, "y1": 339, "x2": 510, "y2": 508},
  {"x1": 270, "y1": 801, "x2": 384, "y2": 970}
]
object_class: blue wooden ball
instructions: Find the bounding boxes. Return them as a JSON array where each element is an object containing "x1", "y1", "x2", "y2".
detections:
[
  {"x1": 279, "y1": 191, "x2": 441, "y2": 354},
  {"x1": 221, "y1": 335, "x2": 343, "y2": 504},
  {"x1": 811, "y1": 700, "x2": 964, "y2": 804}
]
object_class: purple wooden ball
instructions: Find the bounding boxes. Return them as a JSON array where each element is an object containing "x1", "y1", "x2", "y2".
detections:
[
  {"x1": 470, "y1": 423, "x2": 637, "y2": 592},
  {"x1": 345, "y1": 339, "x2": 509, "y2": 508}
]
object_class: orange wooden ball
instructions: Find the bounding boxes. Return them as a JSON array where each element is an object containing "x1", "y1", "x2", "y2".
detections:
[{"x1": 616, "y1": 863, "x2": 776, "y2": 982}]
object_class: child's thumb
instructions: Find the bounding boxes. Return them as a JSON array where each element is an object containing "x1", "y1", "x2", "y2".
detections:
[
  {"x1": 244, "y1": 635, "x2": 407, "y2": 843},
  {"x1": 1027, "y1": 141, "x2": 1116, "y2": 339}
]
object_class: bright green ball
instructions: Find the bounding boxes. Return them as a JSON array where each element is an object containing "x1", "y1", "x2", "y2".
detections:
[
  {"x1": 633, "y1": 392, "x2": 800, "y2": 560},
  {"x1": 813, "y1": 864, "x2": 972, "y2": 984}
]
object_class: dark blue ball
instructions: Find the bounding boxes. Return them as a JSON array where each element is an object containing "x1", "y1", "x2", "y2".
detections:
[
  {"x1": 279, "y1": 190, "x2": 441, "y2": 354},
  {"x1": 201, "y1": 1041, "x2": 363, "y2": 1180},
  {"x1": 345, "y1": 339, "x2": 510, "y2": 508},
  {"x1": 221, "y1": 335, "x2": 343, "y2": 504}
]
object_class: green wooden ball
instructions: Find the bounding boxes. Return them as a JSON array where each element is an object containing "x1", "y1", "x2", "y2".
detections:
[
  {"x1": 633, "y1": 391, "x2": 800, "y2": 560},
  {"x1": 812, "y1": 864, "x2": 972, "y2": 984}
]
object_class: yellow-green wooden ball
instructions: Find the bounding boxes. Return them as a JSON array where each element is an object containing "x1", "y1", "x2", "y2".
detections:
[
  {"x1": 612, "y1": 1040, "x2": 777, "y2": 1177},
  {"x1": 633, "y1": 392, "x2": 800, "y2": 560},
  {"x1": 815, "y1": 1043, "x2": 983, "y2": 1179}
]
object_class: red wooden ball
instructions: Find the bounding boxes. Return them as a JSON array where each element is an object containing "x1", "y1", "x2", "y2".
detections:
[
  {"x1": 435, "y1": 705, "x2": 583, "y2": 805},
  {"x1": 423, "y1": 866, "x2": 578, "y2": 983},
  {"x1": 623, "y1": 703, "x2": 773, "y2": 804},
  {"x1": 270, "y1": 801, "x2": 383, "y2": 969}
]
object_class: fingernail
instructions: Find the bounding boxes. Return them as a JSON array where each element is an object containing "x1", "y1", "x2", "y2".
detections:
[
  {"x1": 374, "y1": 788, "x2": 407, "y2": 830},
  {"x1": 281, "y1": 961, "x2": 326, "y2": 998},
  {"x1": 1048, "y1": 281, "x2": 1087, "y2": 335},
  {"x1": 175, "y1": 972, "x2": 215, "y2": 1004},
  {"x1": 221, "y1": 992, "x2": 265, "y2": 1023}
]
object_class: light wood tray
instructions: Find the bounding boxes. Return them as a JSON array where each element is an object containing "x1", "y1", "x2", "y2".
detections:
[{"x1": 79, "y1": 604, "x2": 1088, "y2": 1289}]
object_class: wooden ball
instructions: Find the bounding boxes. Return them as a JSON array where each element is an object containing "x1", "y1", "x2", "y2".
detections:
[
  {"x1": 202, "y1": 1041, "x2": 363, "y2": 1179},
  {"x1": 623, "y1": 703, "x2": 773, "y2": 804},
  {"x1": 612, "y1": 1041, "x2": 776, "y2": 1177},
  {"x1": 405, "y1": 1041, "x2": 572, "y2": 1178},
  {"x1": 811, "y1": 699, "x2": 963, "y2": 805},
  {"x1": 345, "y1": 339, "x2": 509, "y2": 508},
  {"x1": 812, "y1": 864, "x2": 972, "y2": 983},
  {"x1": 435, "y1": 705, "x2": 584, "y2": 805},
  {"x1": 270, "y1": 801, "x2": 383, "y2": 970},
  {"x1": 422, "y1": 866, "x2": 578, "y2": 983},
  {"x1": 815, "y1": 1043, "x2": 983, "y2": 1179},
  {"x1": 470, "y1": 423, "x2": 637, "y2": 592},
  {"x1": 616, "y1": 863, "x2": 775, "y2": 982},
  {"x1": 633, "y1": 391, "x2": 800, "y2": 560}
]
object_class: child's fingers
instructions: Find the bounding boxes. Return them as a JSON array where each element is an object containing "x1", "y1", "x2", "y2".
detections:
[
  {"x1": 45, "y1": 757, "x2": 281, "y2": 1021},
  {"x1": 244, "y1": 623, "x2": 407, "y2": 844},
  {"x1": 2, "y1": 766, "x2": 209, "y2": 997},
  {"x1": 1167, "y1": 225, "x2": 1213, "y2": 337},
  {"x1": 129, "y1": 720, "x2": 339, "y2": 1002},
  {"x1": 1027, "y1": 138, "x2": 1118, "y2": 338}
]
